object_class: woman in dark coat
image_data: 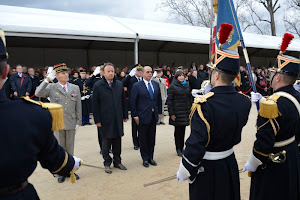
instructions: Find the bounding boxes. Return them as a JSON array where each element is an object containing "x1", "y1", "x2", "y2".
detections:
[{"x1": 167, "y1": 70, "x2": 191, "y2": 156}]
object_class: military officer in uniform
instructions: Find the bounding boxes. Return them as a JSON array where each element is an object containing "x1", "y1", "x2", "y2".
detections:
[
  {"x1": 244, "y1": 33, "x2": 300, "y2": 200},
  {"x1": 86, "y1": 63, "x2": 105, "y2": 153},
  {"x1": 0, "y1": 30, "x2": 82, "y2": 200},
  {"x1": 122, "y1": 64, "x2": 144, "y2": 150},
  {"x1": 86, "y1": 63, "x2": 104, "y2": 90},
  {"x1": 74, "y1": 68, "x2": 92, "y2": 125},
  {"x1": 176, "y1": 23, "x2": 252, "y2": 200},
  {"x1": 35, "y1": 63, "x2": 82, "y2": 183}
]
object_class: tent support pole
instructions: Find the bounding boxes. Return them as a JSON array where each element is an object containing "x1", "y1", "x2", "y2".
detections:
[{"x1": 134, "y1": 33, "x2": 139, "y2": 64}]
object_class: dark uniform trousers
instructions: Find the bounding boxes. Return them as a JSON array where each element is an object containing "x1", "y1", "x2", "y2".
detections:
[
  {"x1": 138, "y1": 113, "x2": 156, "y2": 161},
  {"x1": 131, "y1": 116, "x2": 139, "y2": 147},
  {"x1": 102, "y1": 137, "x2": 121, "y2": 166}
]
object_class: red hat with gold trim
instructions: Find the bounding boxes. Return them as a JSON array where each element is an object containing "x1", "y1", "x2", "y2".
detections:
[
  {"x1": 53, "y1": 63, "x2": 68, "y2": 73},
  {"x1": 271, "y1": 33, "x2": 300, "y2": 76},
  {"x1": 208, "y1": 23, "x2": 240, "y2": 75}
]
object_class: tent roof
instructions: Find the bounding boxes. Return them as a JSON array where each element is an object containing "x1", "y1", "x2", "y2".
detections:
[{"x1": 0, "y1": 5, "x2": 299, "y2": 52}]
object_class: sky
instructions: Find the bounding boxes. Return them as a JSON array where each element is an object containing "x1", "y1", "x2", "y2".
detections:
[{"x1": 0, "y1": 0, "x2": 289, "y2": 37}]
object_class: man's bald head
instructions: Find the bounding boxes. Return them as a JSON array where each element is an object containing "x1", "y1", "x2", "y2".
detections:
[{"x1": 143, "y1": 66, "x2": 153, "y2": 81}]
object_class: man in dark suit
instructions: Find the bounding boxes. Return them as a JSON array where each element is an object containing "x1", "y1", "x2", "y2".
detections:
[
  {"x1": 189, "y1": 70, "x2": 201, "y2": 90},
  {"x1": 130, "y1": 66, "x2": 162, "y2": 167},
  {"x1": 10, "y1": 64, "x2": 32, "y2": 99},
  {"x1": 92, "y1": 62, "x2": 128, "y2": 174},
  {"x1": 122, "y1": 64, "x2": 144, "y2": 150},
  {"x1": 0, "y1": 30, "x2": 82, "y2": 200},
  {"x1": 28, "y1": 67, "x2": 39, "y2": 99}
]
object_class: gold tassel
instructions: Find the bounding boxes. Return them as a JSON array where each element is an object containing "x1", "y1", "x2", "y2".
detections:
[
  {"x1": 248, "y1": 172, "x2": 252, "y2": 177},
  {"x1": 22, "y1": 97, "x2": 65, "y2": 131},
  {"x1": 42, "y1": 103, "x2": 65, "y2": 131},
  {"x1": 259, "y1": 94, "x2": 281, "y2": 119},
  {"x1": 70, "y1": 170, "x2": 76, "y2": 184}
]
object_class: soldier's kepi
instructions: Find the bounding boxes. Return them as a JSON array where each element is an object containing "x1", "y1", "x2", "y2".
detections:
[
  {"x1": 176, "y1": 23, "x2": 252, "y2": 200},
  {"x1": 245, "y1": 33, "x2": 300, "y2": 200}
]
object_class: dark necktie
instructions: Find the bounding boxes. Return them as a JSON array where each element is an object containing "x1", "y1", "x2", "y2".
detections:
[
  {"x1": 109, "y1": 82, "x2": 112, "y2": 88},
  {"x1": 148, "y1": 82, "x2": 154, "y2": 99}
]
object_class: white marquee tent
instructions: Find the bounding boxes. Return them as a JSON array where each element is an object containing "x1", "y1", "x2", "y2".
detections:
[{"x1": 0, "y1": 5, "x2": 299, "y2": 68}]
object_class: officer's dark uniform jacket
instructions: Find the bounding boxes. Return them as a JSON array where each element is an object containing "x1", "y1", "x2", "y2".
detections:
[
  {"x1": 86, "y1": 74, "x2": 101, "y2": 90},
  {"x1": 179, "y1": 86, "x2": 251, "y2": 200},
  {"x1": 0, "y1": 90, "x2": 75, "y2": 199},
  {"x1": 249, "y1": 85, "x2": 300, "y2": 200},
  {"x1": 73, "y1": 77, "x2": 91, "y2": 116}
]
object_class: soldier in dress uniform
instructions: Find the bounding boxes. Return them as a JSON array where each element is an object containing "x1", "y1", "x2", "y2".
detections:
[
  {"x1": 0, "y1": 30, "x2": 82, "y2": 200},
  {"x1": 35, "y1": 63, "x2": 82, "y2": 183},
  {"x1": 122, "y1": 64, "x2": 144, "y2": 150},
  {"x1": 86, "y1": 63, "x2": 104, "y2": 90},
  {"x1": 86, "y1": 63, "x2": 105, "y2": 153},
  {"x1": 244, "y1": 33, "x2": 300, "y2": 200},
  {"x1": 176, "y1": 23, "x2": 252, "y2": 200},
  {"x1": 73, "y1": 68, "x2": 92, "y2": 126}
]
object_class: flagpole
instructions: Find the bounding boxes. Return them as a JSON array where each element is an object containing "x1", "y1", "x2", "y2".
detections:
[
  {"x1": 209, "y1": 0, "x2": 214, "y2": 62},
  {"x1": 240, "y1": 39, "x2": 259, "y2": 110}
]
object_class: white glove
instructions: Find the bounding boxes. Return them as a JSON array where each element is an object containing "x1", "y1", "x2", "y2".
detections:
[
  {"x1": 75, "y1": 125, "x2": 80, "y2": 131},
  {"x1": 85, "y1": 95, "x2": 90, "y2": 99},
  {"x1": 242, "y1": 161, "x2": 258, "y2": 172},
  {"x1": 153, "y1": 71, "x2": 157, "y2": 78},
  {"x1": 93, "y1": 66, "x2": 101, "y2": 76},
  {"x1": 81, "y1": 96, "x2": 86, "y2": 100},
  {"x1": 46, "y1": 67, "x2": 56, "y2": 81},
  {"x1": 129, "y1": 68, "x2": 137, "y2": 77},
  {"x1": 73, "y1": 156, "x2": 82, "y2": 170},
  {"x1": 192, "y1": 89, "x2": 202, "y2": 98},
  {"x1": 177, "y1": 171, "x2": 187, "y2": 182},
  {"x1": 251, "y1": 92, "x2": 266, "y2": 103}
]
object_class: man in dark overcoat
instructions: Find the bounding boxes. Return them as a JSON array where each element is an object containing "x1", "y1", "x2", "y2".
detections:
[{"x1": 92, "y1": 62, "x2": 128, "y2": 174}]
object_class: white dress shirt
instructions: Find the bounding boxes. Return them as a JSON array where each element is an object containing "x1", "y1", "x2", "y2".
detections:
[
  {"x1": 143, "y1": 79, "x2": 154, "y2": 92},
  {"x1": 58, "y1": 82, "x2": 68, "y2": 93}
]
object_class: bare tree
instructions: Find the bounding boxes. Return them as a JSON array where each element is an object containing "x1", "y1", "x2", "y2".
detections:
[
  {"x1": 284, "y1": 0, "x2": 300, "y2": 37},
  {"x1": 157, "y1": 0, "x2": 212, "y2": 27}
]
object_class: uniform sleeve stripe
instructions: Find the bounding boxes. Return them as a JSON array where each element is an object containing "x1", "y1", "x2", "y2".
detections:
[
  {"x1": 182, "y1": 154, "x2": 199, "y2": 167},
  {"x1": 52, "y1": 152, "x2": 68, "y2": 174}
]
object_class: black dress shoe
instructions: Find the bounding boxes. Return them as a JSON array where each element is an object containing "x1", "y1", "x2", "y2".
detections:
[
  {"x1": 114, "y1": 163, "x2": 127, "y2": 170},
  {"x1": 149, "y1": 159, "x2": 157, "y2": 166},
  {"x1": 86, "y1": 123, "x2": 92, "y2": 125},
  {"x1": 58, "y1": 176, "x2": 65, "y2": 183},
  {"x1": 143, "y1": 161, "x2": 149, "y2": 168},
  {"x1": 156, "y1": 122, "x2": 160, "y2": 125},
  {"x1": 74, "y1": 173, "x2": 80, "y2": 180},
  {"x1": 134, "y1": 146, "x2": 139, "y2": 150},
  {"x1": 105, "y1": 166, "x2": 112, "y2": 174},
  {"x1": 160, "y1": 122, "x2": 165, "y2": 125}
]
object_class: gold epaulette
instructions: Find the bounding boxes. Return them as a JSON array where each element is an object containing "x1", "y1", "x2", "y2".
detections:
[
  {"x1": 22, "y1": 97, "x2": 65, "y2": 131},
  {"x1": 193, "y1": 92, "x2": 214, "y2": 104},
  {"x1": 259, "y1": 94, "x2": 281, "y2": 119},
  {"x1": 238, "y1": 91, "x2": 251, "y2": 100}
]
